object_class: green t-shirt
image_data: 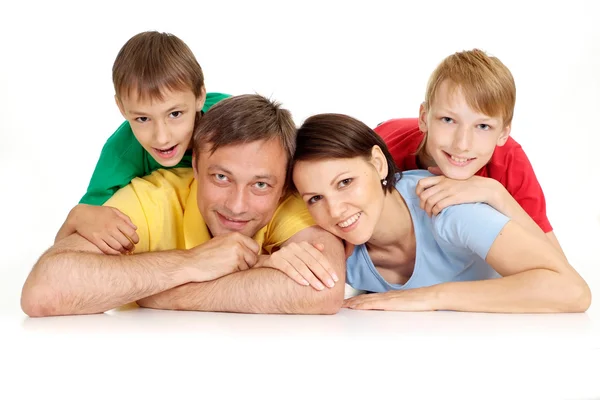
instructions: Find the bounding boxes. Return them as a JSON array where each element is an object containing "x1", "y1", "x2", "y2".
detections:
[{"x1": 79, "y1": 92, "x2": 231, "y2": 205}]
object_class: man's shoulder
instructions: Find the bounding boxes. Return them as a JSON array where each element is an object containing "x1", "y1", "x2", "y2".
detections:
[{"x1": 116, "y1": 168, "x2": 195, "y2": 208}]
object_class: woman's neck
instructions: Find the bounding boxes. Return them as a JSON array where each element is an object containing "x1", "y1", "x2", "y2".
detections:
[{"x1": 367, "y1": 187, "x2": 415, "y2": 254}]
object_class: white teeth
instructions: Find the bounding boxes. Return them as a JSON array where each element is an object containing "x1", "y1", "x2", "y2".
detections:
[
  {"x1": 450, "y1": 155, "x2": 470, "y2": 163},
  {"x1": 338, "y1": 212, "x2": 360, "y2": 228}
]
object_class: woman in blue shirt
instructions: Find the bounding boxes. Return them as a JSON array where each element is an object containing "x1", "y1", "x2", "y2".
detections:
[{"x1": 291, "y1": 113, "x2": 590, "y2": 313}]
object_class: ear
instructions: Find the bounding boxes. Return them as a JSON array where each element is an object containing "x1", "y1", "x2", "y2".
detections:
[
  {"x1": 115, "y1": 95, "x2": 127, "y2": 119},
  {"x1": 370, "y1": 145, "x2": 388, "y2": 180},
  {"x1": 418, "y1": 102, "x2": 429, "y2": 133},
  {"x1": 496, "y1": 124, "x2": 511, "y2": 147},
  {"x1": 196, "y1": 86, "x2": 207, "y2": 112}
]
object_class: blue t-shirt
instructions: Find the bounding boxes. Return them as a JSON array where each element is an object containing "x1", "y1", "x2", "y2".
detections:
[{"x1": 346, "y1": 170, "x2": 511, "y2": 293}]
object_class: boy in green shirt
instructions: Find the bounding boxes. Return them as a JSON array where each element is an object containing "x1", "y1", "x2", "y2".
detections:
[{"x1": 55, "y1": 31, "x2": 230, "y2": 254}]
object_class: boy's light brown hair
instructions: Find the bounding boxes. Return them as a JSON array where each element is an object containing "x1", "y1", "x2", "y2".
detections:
[
  {"x1": 417, "y1": 49, "x2": 516, "y2": 155},
  {"x1": 112, "y1": 31, "x2": 205, "y2": 101}
]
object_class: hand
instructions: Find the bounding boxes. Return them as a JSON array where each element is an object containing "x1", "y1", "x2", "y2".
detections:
[
  {"x1": 255, "y1": 241, "x2": 339, "y2": 291},
  {"x1": 69, "y1": 204, "x2": 139, "y2": 255},
  {"x1": 415, "y1": 169, "x2": 500, "y2": 217},
  {"x1": 342, "y1": 289, "x2": 435, "y2": 311},
  {"x1": 186, "y1": 232, "x2": 260, "y2": 282}
]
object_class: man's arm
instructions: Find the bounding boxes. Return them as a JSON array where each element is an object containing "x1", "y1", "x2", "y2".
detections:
[
  {"x1": 137, "y1": 226, "x2": 346, "y2": 315},
  {"x1": 21, "y1": 234, "x2": 192, "y2": 317}
]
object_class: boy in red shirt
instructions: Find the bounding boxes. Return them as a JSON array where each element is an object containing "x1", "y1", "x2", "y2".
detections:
[{"x1": 375, "y1": 49, "x2": 564, "y2": 253}]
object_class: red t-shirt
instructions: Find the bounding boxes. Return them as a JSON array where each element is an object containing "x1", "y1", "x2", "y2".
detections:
[{"x1": 374, "y1": 118, "x2": 553, "y2": 233}]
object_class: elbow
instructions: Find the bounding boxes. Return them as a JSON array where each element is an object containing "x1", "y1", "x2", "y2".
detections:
[
  {"x1": 564, "y1": 277, "x2": 592, "y2": 313},
  {"x1": 311, "y1": 282, "x2": 345, "y2": 315},
  {"x1": 21, "y1": 280, "x2": 57, "y2": 318}
]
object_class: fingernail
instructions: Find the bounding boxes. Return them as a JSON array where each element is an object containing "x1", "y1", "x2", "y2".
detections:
[
  {"x1": 332, "y1": 273, "x2": 339, "y2": 282},
  {"x1": 326, "y1": 279, "x2": 335, "y2": 288},
  {"x1": 316, "y1": 282, "x2": 325, "y2": 290},
  {"x1": 301, "y1": 279, "x2": 310, "y2": 286}
]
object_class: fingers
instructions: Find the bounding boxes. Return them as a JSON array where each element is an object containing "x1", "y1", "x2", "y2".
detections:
[
  {"x1": 118, "y1": 222, "x2": 139, "y2": 245},
  {"x1": 415, "y1": 176, "x2": 444, "y2": 196},
  {"x1": 113, "y1": 229, "x2": 136, "y2": 253},
  {"x1": 113, "y1": 208, "x2": 137, "y2": 230},
  {"x1": 279, "y1": 243, "x2": 336, "y2": 290},
  {"x1": 300, "y1": 242, "x2": 339, "y2": 286},
  {"x1": 343, "y1": 293, "x2": 382, "y2": 310},
  {"x1": 272, "y1": 257, "x2": 311, "y2": 287},
  {"x1": 420, "y1": 190, "x2": 449, "y2": 217},
  {"x1": 100, "y1": 236, "x2": 126, "y2": 255},
  {"x1": 232, "y1": 232, "x2": 260, "y2": 254},
  {"x1": 238, "y1": 243, "x2": 258, "y2": 270}
]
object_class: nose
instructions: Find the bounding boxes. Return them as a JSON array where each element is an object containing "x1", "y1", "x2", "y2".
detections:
[
  {"x1": 224, "y1": 186, "x2": 249, "y2": 216},
  {"x1": 327, "y1": 196, "x2": 347, "y2": 220},
  {"x1": 153, "y1": 121, "x2": 172, "y2": 147},
  {"x1": 452, "y1": 125, "x2": 472, "y2": 153}
]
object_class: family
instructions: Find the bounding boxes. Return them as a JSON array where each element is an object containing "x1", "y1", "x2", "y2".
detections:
[{"x1": 20, "y1": 31, "x2": 591, "y2": 317}]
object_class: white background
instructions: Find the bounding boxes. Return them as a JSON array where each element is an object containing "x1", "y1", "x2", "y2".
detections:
[{"x1": 1, "y1": 1, "x2": 599, "y2": 399}]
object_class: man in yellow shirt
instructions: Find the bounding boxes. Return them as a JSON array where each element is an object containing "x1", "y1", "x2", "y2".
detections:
[{"x1": 21, "y1": 95, "x2": 346, "y2": 317}]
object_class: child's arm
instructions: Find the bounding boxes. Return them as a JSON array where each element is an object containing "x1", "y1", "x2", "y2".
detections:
[
  {"x1": 415, "y1": 144, "x2": 565, "y2": 256},
  {"x1": 55, "y1": 204, "x2": 139, "y2": 254},
  {"x1": 416, "y1": 172, "x2": 549, "y2": 244},
  {"x1": 57, "y1": 121, "x2": 145, "y2": 252}
]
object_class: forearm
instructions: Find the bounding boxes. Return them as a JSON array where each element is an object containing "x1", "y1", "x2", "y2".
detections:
[
  {"x1": 427, "y1": 269, "x2": 591, "y2": 313},
  {"x1": 139, "y1": 265, "x2": 345, "y2": 315},
  {"x1": 21, "y1": 249, "x2": 191, "y2": 317}
]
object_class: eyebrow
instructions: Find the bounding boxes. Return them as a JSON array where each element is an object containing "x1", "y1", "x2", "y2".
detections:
[
  {"x1": 129, "y1": 104, "x2": 189, "y2": 116},
  {"x1": 300, "y1": 170, "x2": 350, "y2": 198},
  {"x1": 209, "y1": 165, "x2": 278, "y2": 183}
]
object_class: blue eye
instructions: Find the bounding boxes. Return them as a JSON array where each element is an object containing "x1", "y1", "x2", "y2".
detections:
[
  {"x1": 441, "y1": 117, "x2": 454, "y2": 123},
  {"x1": 215, "y1": 174, "x2": 228, "y2": 181},
  {"x1": 254, "y1": 182, "x2": 269, "y2": 190},
  {"x1": 477, "y1": 124, "x2": 491, "y2": 131}
]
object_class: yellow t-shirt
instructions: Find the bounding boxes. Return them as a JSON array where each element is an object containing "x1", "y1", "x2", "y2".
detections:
[{"x1": 103, "y1": 168, "x2": 316, "y2": 254}]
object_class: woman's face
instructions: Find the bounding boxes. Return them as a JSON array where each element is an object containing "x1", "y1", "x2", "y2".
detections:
[{"x1": 292, "y1": 151, "x2": 387, "y2": 245}]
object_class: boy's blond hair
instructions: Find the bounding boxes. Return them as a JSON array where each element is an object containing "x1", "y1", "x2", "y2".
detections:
[
  {"x1": 112, "y1": 31, "x2": 205, "y2": 101},
  {"x1": 417, "y1": 49, "x2": 516, "y2": 155}
]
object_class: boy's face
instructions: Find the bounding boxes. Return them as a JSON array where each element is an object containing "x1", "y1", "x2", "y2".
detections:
[
  {"x1": 117, "y1": 88, "x2": 205, "y2": 167},
  {"x1": 418, "y1": 80, "x2": 511, "y2": 180},
  {"x1": 193, "y1": 139, "x2": 288, "y2": 239}
]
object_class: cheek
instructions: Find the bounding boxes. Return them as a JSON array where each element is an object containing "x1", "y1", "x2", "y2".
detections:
[{"x1": 252, "y1": 194, "x2": 281, "y2": 219}]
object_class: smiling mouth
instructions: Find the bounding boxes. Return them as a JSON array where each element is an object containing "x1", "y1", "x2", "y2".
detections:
[
  {"x1": 444, "y1": 151, "x2": 475, "y2": 165},
  {"x1": 337, "y1": 212, "x2": 361, "y2": 228}
]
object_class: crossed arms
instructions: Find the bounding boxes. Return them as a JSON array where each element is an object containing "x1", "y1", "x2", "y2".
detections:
[{"x1": 21, "y1": 226, "x2": 346, "y2": 317}]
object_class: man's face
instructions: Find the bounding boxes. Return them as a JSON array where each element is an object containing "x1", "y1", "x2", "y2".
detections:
[
  {"x1": 117, "y1": 87, "x2": 205, "y2": 167},
  {"x1": 194, "y1": 139, "x2": 288, "y2": 238}
]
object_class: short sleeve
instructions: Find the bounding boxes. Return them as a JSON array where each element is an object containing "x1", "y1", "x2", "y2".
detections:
[
  {"x1": 432, "y1": 203, "x2": 510, "y2": 260},
  {"x1": 79, "y1": 121, "x2": 145, "y2": 206},
  {"x1": 262, "y1": 194, "x2": 316, "y2": 253}
]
